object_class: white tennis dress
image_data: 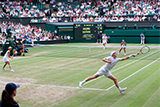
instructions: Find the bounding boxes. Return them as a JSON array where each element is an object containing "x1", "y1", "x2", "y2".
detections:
[
  {"x1": 3, "y1": 50, "x2": 9, "y2": 62},
  {"x1": 121, "y1": 43, "x2": 126, "y2": 48},
  {"x1": 96, "y1": 57, "x2": 122, "y2": 77}
]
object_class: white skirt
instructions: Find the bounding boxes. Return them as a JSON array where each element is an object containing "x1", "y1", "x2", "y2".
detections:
[{"x1": 3, "y1": 58, "x2": 9, "y2": 62}]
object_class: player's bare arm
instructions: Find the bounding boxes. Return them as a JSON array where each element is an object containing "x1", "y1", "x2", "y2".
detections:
[
  {"x1": 102, "y1": 58, "x2": 112, "y2": 64},
  {"x1": 8, "y1": 51, "x2": 11, "y2": 58},
  {"x1": 121, "y1": 54, "x2": 136, "y2": 61}
]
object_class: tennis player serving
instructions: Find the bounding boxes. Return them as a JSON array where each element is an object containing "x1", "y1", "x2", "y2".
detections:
[{"x1": 79, "y1": 51, "x2": 136, "y2": 94}]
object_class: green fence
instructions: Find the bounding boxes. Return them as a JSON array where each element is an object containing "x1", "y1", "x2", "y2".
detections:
[
  {"x1": 46, "y1": 22, "x2": 160, "y2": 43},
  {"x1": 104, "y1": 29, "x2": 160, "y2": 37},
  {"x1": 104, "y1": 29, "x2": 160, "y2": 43}
]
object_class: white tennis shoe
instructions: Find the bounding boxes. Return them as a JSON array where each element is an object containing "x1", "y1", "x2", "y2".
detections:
[
  {"x1": 2, "y1": 68, "x2": 6, "y2": 70},
  {"x1": 79, "y1": 82, "x2": 83, "y2": 88},
  {"x1": 120, "y1": 87, "x2": 127, "y2": 94},
  {"x1": 10, "y1": 70, "x2": 14, "y2": 72}
]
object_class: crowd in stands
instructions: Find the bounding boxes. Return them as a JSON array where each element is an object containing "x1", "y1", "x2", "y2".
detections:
[
  {"x1": 0, "y1": 0, "x2": 45, "y2": 18},
  {"x1": 0, "y1": 21, "x2": 71, "y2": 45},
  {"x1": 0, "y1": 0, "x2": 159, "y2": 22},
  {"x1": 30, "y1": 15, "x2": 160, "y2": 22},
  {"x1": 31, "y1": 0, "x2": 160, "y2": 22},
  {"x1": 50, "y1": 0, "x2": 159, "y2": 17}
]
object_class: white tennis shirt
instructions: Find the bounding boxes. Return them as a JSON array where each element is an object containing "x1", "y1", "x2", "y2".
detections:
[
  {"x1": 102, "y1": 57, "x2": 122, "y2": 71},
  {"x1": 102, "y1": 36, "x2": 108, "y2": 41}
]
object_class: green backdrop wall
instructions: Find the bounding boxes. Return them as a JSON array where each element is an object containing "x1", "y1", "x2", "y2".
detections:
[
  {"x1": 46, "y1": 22, "x2": 160, "y2": 43},
  {"x1": 104, "y1": 29, "x2": 160, "y2": 43}
]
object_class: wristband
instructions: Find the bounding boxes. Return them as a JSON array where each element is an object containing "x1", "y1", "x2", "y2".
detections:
[{"x1": 129, "y1": 55, "x2": 133, "y2": 58}]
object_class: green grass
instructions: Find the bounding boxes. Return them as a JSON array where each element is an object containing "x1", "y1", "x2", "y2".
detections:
[{"x1": 0, "y1": 43, "x2": 159, "y2": 107}]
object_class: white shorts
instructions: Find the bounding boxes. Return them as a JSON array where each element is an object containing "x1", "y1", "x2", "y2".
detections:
[
  {"x1": 121, "y1": 46, "x2": 126, "y2": 49},
  {"x1": 95, "y1": 67, "x2": 112, "y2": 77},
  {"x1": 103, "y1": 41, "x2": 107, "y2": 44}
]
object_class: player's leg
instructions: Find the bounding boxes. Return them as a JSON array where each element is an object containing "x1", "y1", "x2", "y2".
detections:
[
  {"x1": 3, "y1": 62, "x2": 8, "y2": 70},
  {"x1": 108, "y1": 75, "x2": 119, "y2": 88},
  {"x1": 118, "y1": 48, "x2": 122, "y2": 55},
  {"x1": 8, "y1": 61, "x2": 14, "y2": 72},
  {"x1": 108, "y1": 75, "x2": 127, "y2": 94},
  {"x1": 143, "y1": 39, "x2": 145, "y2": 44},
  {"x1": 85, "y1": 74, "x2": 100, "y2": 82},
  {"x1": 124, "y1": 48, "x2": 126, "y2": 55},
  {"x1": 103, "y1": 42, "x2": 106, "y2": 49},
  {"x1": 79, "y1": 67, "x2": 105, "y2": 88},
  {"x1": 79, "y1": 74, "x2": 99, "y2": 88}
]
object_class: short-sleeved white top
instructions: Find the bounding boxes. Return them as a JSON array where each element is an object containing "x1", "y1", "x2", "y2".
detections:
[{"x1": 102, "y1": 56, "x2": 122, "y2": 71}]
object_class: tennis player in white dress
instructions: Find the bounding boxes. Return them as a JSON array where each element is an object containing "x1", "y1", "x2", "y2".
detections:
[
  {"x1": 118, "y1": 40, "x2": 127, "y2": 55},
  {"x1": 3, "y1": 47, "x2": 14, "y2": 72}
]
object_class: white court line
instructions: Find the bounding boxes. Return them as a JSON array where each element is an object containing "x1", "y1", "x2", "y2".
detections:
[
  {"x1": 105, "y1": 57, "x2": 160, "y2": 91},
  {"x1": 0, "y1": 57, "x2": 159, "y2": 92},
  {"x1": 84, "y1": 49, "x2": 160, "y2": 85},
  {"x1": 0, "y1": 81, "x2": 107, "y2": 91}
]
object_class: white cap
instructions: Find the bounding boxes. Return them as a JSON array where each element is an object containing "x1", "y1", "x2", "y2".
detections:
[
  {"x1": 111, "y1": 51, "x2": 116, "y2": 56},
  {"x1": 8, "y1": 47, "x2": 12, "y2": 49}
]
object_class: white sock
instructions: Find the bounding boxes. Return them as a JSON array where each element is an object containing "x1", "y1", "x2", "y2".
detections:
[
  {"x1": 82, "y1": 80, "x2": 86, "y2": 84},
  {"x1": 118, "y1": 87, "x2": 122, "y2": 91}
]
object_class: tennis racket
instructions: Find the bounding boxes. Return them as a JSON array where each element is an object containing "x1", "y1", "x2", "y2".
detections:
[{"x1": 136, "y1": 46, "x2": 150, "y2": 56}]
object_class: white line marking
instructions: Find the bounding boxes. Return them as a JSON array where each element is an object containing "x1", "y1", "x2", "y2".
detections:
[
  {"x1": 0, "y1": 81, "x2": 107, "y2": 91},
  {"x1": 105, "y1": 57, "x2": 160, "y2": 91},
  {"x1": 84, "y1": 49, "x2": 160, "y2": 85},
  {"x1": 0, "y1": 57, "x2": 159, "y2": 92}
]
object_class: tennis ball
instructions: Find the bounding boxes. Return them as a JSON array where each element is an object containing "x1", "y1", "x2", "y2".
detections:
[{"x1": 145, "y1": 47, "x2": 148, "y2": 49}]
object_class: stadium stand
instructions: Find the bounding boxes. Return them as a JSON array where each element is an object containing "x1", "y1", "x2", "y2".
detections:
[{"x1": 0, "y1": 0, "x2": 159, "y2": 44}]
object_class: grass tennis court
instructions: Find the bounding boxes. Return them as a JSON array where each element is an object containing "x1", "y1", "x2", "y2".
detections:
[{"x1": 0, "y1": 43, "x2": 160, "y2": 107}]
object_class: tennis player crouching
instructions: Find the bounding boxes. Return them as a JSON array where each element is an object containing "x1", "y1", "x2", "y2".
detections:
[{"x1": 79, "y1": 51, "x2": 136, "y2": 94}]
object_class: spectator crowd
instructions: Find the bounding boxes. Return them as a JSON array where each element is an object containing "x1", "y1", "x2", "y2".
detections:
[
  {"x1": 0, "y1": 0, "x2": 45, "y2": 18},
  {"x1": 0, "y1": 21, "x2": 71, "y2": 45},
  {"x1": 31, "y1": 0, "x2": 160, "y2": 22},
  {"x1": 0, "y1": 0, "x2": 159, "y2": 22},
  {"x1": 0, "y1": 0, "x2": 159, "y2": 44},
  {"x1": 49, "y1": 0, "x2": 160, "y2": 17}
]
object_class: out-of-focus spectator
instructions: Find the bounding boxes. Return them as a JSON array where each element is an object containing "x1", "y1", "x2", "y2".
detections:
[
  {"x1": 67, "y1": 35, "x2": 70, "y2": 43},
  {"x1": 61, "y1": 36, "x2": 63, "y2": 40},
  {"x1": 140, "y1": 33, "x2": 145, "y2": 44},
  {"x1": 64, "y1": 35, "x2": 67, "y2": 40}
]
